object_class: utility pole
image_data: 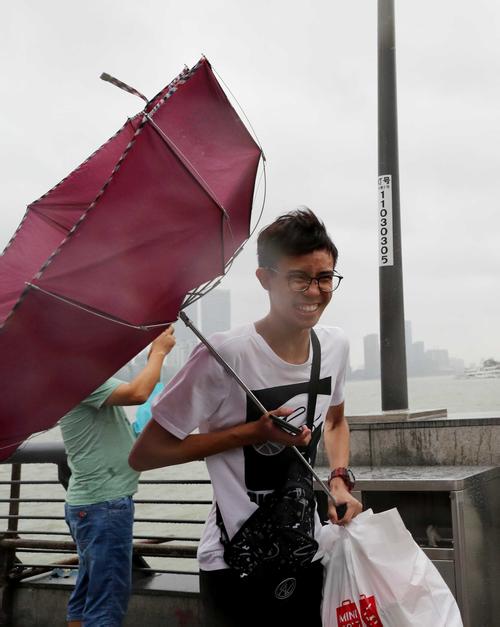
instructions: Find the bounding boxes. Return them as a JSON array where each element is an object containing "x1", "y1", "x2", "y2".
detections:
[{"x1": 378, "y1": 0, "x2": 408, "y2": 411}]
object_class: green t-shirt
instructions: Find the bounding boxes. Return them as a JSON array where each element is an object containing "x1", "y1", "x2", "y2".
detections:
[{"x1": 60, "y1": 377, "x2": 140, "y2": 505}]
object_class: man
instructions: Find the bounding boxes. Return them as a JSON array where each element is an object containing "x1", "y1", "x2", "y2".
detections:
[
  {"x1": 60, "y1": 326, "x2": 175, "y2": 627},
  {"x1": 129, "y1": 209, "x2": 362, "y2": 626}
]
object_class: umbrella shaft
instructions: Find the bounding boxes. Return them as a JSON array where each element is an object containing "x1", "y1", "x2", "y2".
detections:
[{"x1": 178, "y1": 312, "x2": 336, "y2": 505}]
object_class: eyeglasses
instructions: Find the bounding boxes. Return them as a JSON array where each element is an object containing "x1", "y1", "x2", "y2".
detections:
[{"x1": 268, "y1": 268, "x2": 343, "y2": 293}]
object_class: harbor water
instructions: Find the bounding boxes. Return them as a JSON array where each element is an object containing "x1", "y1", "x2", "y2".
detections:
[{"x1": 344, "y1": 374, "x2": 500, "y2": 416}]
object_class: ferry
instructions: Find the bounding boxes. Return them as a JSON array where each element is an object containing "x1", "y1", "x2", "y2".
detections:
[{"x1": 461, "y1": 359, "x2": 500, "y2": 379}]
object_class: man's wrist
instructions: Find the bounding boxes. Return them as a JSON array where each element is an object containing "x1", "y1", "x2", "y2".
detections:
[
  {"x1": 328, "y1": 476, "x2": 348, "y2": 490},
  {"x1": 149, "y1": 350, "x2": 167, "y2": 359},
  {"x1": 230, "y1": 421, "x2": 258, "y2": 447},
  {"x1": 327, "y1": 467, "x2": 355, "y2": 492}
]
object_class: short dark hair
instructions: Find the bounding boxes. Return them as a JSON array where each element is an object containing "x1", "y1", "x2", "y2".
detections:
[{"x1": 257, "y1": 207, "x2": 338, "y2": 268}]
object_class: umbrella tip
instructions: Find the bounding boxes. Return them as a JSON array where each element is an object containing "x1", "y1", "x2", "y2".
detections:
[{"x1": 99, "y1": 72, "x2": 149, "y2": 104}]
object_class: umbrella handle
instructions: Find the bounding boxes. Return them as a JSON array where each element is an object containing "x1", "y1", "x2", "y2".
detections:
[{"x1": 178, "y1": 311, "x2": 337, "y2": 506}]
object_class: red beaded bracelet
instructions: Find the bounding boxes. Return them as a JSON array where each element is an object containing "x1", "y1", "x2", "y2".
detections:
[{"x1": 327, "y1": 467, "x2": 355, "y2": 491}]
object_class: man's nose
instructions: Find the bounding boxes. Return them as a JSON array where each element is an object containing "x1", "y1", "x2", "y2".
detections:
[{"x1": 305, "y1": 279, "x2": 322, "y2": 295}]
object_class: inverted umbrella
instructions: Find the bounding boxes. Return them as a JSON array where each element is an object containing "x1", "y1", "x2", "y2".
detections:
[{"x1": 0, "y1": 57, "x2": 262, "y2": 460}]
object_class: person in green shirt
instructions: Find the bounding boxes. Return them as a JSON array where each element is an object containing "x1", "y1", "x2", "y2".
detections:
[{"x1": 60, "y1": 326, "x2": 175, "y2": 627}]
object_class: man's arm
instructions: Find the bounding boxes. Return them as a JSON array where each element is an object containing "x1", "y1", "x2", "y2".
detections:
[
  {"x1": 323, "y1": 402, "x2": 362, "y2": 524},
  {"x1": 105, "y1": 327, "x2": 175, "y2": 407},
  {"x1": 129, "y1": 407, "x2": 311, "y2": 471}
]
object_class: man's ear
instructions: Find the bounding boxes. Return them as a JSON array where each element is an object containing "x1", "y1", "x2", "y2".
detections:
[{"x1": 256, "y1": 267, "x2": 270, "y2": 291}]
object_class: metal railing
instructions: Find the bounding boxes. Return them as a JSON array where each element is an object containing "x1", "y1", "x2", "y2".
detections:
[{"x1": 0, "y1": 442, "x2": 211, "y2": 589}]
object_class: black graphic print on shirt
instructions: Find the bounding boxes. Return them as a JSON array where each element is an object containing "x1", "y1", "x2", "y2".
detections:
[{"x1": 244, "y1": 377, "x2": 331, "y2": 503}]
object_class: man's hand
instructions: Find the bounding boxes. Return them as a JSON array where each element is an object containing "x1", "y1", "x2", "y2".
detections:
[
  {"x1": 148, "y1": 326, "x2": 175, "y2": 358},
  {"x1": 250, "y1": 407, "x2": 311, "y2": 447},
  {"x1": 327, "y1": 478, "x2": 362, "y2": 525}
]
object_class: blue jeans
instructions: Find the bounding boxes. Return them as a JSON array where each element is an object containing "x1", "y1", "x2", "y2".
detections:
[{"x1": 64, "y1": 496, "x2": 134, "y2": 626}]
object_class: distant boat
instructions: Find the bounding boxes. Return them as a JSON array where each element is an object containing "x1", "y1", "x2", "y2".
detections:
[{"x1": 460, "y1": 359, "x2": 500, "y2": 379}]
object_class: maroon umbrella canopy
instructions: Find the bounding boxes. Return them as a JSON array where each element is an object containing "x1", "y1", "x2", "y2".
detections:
[{"x1": 0, "y1": 58, "x2": 262, "y2": 460}]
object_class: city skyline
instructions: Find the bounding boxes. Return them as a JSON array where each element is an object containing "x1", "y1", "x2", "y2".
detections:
[
  {"x1": 351, "y1": 319, "x2": 466, "y2": 380},
  {"x1": 116, "y1": 285, "x2": 478, "y2": 385}
]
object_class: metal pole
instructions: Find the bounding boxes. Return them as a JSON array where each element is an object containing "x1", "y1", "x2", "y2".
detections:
[{"x1": 378, "y1": 0, "x2": 408, "y2": 410}]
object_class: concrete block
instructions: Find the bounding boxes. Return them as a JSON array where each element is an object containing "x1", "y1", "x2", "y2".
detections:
[{"x1": 369, "y1": 424, "x2": 500, "y2": 466}]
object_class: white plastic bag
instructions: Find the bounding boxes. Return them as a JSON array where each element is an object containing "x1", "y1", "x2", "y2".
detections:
[{"x1": 320, "y1": 508, "x2": 463, "y2": 627}]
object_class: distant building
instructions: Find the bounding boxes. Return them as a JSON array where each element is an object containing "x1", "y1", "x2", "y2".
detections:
[
  {"x1": 171, "y1": 301, "x2": 199, "y2": 370},
  {"x1": 405, "y1": 320, "x2": 413, "y2": 367},
  {"x1": 174, "y1": 301, "x2": 198, "y2": 343},
  {"x1": 201, "y1": 289, "x2": 231, "y2": 337},
  {"x1": 348, "y1": 320, "x2": 465, "y2": 380},
  {"x1": 171, "y1": 289, "x2": 231, "y2": 371},
  {"x1": 363, "y1": 333, "x2": 380, "y2": 379},
  {"x1": 411, "y1": 341, "x2": 426, "y2": 375},
  {"x1": 425, "y1": 349, "x2": 450, "y2": 374},
  {"x1": 405, "y1": 320, "x2": 416, "y2": 373},
  {"x1": 114, "y1": 289, "x2": 231, "y2": 384}
]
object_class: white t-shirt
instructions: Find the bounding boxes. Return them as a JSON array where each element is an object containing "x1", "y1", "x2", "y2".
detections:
[{"x1": 153, "y1": 323, "x2": 349, "y2": 570}]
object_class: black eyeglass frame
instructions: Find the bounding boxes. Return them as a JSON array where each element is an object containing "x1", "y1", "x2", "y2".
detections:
[{"x1": 267, "y1": 267, "x2": 343, "y2": 293}]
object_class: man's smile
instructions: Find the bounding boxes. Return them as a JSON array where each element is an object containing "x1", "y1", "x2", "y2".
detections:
[{"x1": 294, "y1": 303, "x2": 321, "y2": 313}]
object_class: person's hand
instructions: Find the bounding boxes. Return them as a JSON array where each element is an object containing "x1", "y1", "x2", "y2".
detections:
[
  {"x1": 148, "y1": 326, "x2": 176, "y2": 359},
  {"x1": 327, "y1": 478, "x2": 362, "y2": 525},
  {"x1": 252, "y1": 406, "x2": 311, "y2": 447}
]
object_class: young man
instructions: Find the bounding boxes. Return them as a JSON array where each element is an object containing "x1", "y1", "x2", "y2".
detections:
[
  {"x1": 60, "y1": 327, "x2": 175, "y2": 627},
  {"x1": 129, "y1": 209, "x2": 362, "y2": 626}
]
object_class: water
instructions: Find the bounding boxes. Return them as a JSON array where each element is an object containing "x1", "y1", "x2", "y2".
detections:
[
  {"x1": 1, "y1": 374, "x2": 498, "y2": 569},
  {"x1": 345, "y1": 374, "x2": 500, "y2": 415}
]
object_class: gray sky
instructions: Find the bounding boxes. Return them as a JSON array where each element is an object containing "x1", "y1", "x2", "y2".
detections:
[{"x1": 1, "y1": 1, "x2": 499, "y2": 368}]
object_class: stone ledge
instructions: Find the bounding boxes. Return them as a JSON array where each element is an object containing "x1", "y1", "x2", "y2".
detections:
[{"x1": 346, "y1": 408, "x2": 447, "y2": 424}]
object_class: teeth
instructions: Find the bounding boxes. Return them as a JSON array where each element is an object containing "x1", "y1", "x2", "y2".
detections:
[{"x1": 296, "y1": 304, "x2": 319, "y2": 312}]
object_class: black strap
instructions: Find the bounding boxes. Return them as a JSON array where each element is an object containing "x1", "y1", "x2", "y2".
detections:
[
  {"x1": 305, "y1": 329, "x2": 321, "y2": 430},
  {"x1": 303, "y1": 328, "x2": 322, "y2": 465},
  {"x1": 216, "y1": 501, "x2": 229, "y2": 544}
]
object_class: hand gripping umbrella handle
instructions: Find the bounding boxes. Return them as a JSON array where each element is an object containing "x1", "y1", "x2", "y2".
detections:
[{"x1": 179, "y1": 311, "x2": 337, "y2": 506}]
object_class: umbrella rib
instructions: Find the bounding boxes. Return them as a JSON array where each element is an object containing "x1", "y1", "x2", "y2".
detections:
[
  {"x1": 181, "y1": 275, "x2": 224, "y2": 309},
  {"x1": 145, "y1": 112, "x2": 234, "y2": 273},
  {"x1": 30, "y1": 206, "x2": 74, "y2": 235},
  {"x1": 26, "y1": 283, "x2": 172, "y2": 330},
  {"x1": 144, "y1": 113, "x2": 230, "y2": 222},
  {"x1": 211, "y1": 65, "x2": 267, "y2": 162}
]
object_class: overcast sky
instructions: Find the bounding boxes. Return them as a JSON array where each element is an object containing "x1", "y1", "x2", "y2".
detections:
[{"x1": 1, "y1": 1, "x2": 499, "y2": 368}]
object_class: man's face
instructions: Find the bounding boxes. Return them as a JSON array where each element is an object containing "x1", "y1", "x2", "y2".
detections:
[{"x1": 262, "y1": 249, "x2": 335, "y2": 331}]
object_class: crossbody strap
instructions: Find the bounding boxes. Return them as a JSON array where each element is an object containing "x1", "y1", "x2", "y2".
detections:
[
  {"x1": 304, "y1": 328, "x2": 322, "y2": 465},
  {"x1": 306, "y1": 329, "x2": 321, "y2": 429}
]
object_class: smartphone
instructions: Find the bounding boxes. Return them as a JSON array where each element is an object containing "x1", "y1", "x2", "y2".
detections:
[{"x1": 269, "y1": 414, "x2": 302, "y2": 436}]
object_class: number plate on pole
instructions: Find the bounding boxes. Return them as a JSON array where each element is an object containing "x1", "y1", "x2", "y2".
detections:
[{"x1": 378, "y1": 174, "x2": 393, "y2": 267}]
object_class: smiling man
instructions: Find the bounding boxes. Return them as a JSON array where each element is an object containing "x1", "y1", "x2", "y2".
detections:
[{"x1": 129, "y1": 208, "x2": 361, "y2": 627}]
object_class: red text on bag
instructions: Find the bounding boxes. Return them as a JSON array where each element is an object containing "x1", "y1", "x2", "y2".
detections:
[
  {"x1": 359, "y1": 594, "x2": 383, "y2": 626},
  {"x1": 336, "y1": 599, "x2": 362, "y2": 627}
]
